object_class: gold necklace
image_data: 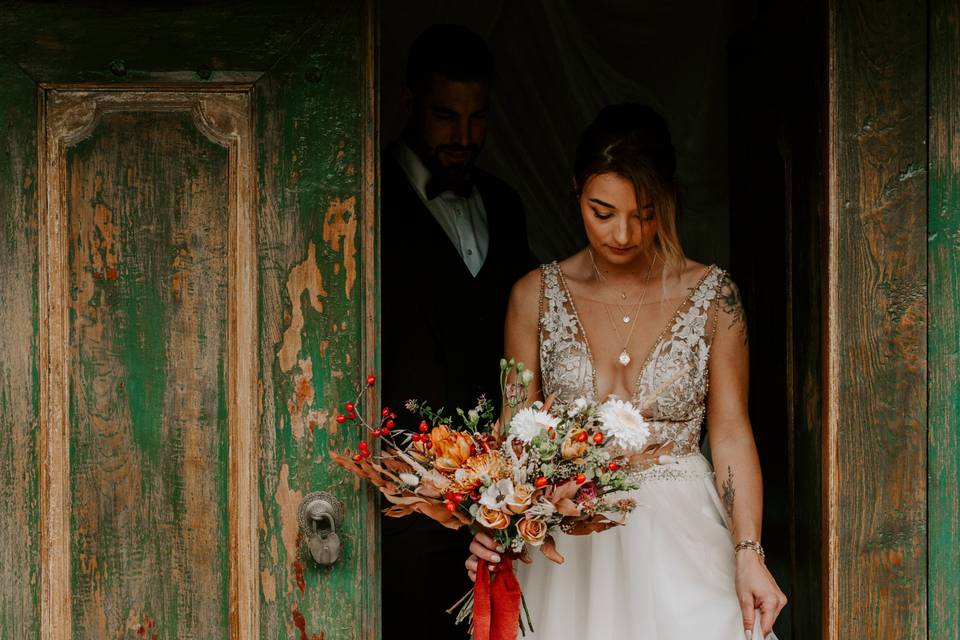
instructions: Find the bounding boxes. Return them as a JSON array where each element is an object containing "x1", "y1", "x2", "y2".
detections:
[{"x1": 589, "y1": 250, "x2": 658, "y2": 366}]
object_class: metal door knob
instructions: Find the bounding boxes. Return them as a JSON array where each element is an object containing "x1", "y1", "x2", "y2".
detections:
[{"x1": 298, "y1": 491, "x2": 345, "y2": 566}]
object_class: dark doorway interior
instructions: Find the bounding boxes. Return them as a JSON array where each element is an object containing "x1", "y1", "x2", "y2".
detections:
[{"x1": 380, "y1": 2, "x2": 825, "y2": 639}]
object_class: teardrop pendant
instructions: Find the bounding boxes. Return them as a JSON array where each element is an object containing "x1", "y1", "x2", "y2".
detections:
[
  {"x1": 623, "y1": 316, "x2": 630, "y2": 323},
  {"x1": 618, "y1": 350, "x2": 631, "y2": 366}
]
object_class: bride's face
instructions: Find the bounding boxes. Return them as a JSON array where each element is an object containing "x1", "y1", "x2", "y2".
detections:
[{"x1": 578, "y1": 172, "x2": 658, "y2": 266}]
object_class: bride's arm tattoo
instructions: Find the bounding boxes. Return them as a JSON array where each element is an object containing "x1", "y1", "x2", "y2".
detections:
[
  {"x1": 718, "y1": 274, "x2": 748, "y2": 346},
  {"x1": 721, "y1": 466, "x2": 736, "y2": 519}
]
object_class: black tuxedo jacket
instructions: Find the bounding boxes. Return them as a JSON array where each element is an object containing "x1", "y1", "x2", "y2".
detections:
[{"x1": 380, "y1": 148, "x2": 533, "y2": 639}]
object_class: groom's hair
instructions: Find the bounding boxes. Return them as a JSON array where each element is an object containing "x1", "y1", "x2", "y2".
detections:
[{"x1": 405, "y1": 24, "x2": 494, "y2": 94}]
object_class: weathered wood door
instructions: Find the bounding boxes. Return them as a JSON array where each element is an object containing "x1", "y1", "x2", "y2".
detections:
[{"x1": 0, "y1": 3, "x2": 378, "y2": 639}]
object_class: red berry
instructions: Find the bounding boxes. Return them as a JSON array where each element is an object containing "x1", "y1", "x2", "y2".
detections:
[
  {"x1": 549, "y1": 432, "x2": 557, "y2": 440},
  {"x1": 352, "y1": 453, "x2": 362, "y2": 462},
  {"x1": 608, "y1": 462, "x2": 620, "y2": 471},
  {"x1": 593, "y1": 433, "x2": 604, "y2": 444},
  {"x1": 386, "y1": 419, "x2": 395, "y2": 429},
  {"x1": 345, "y1": 402, "x2": 355, "y2": 413},
  {"x1": 451, "y1": 493, "x2": 463, "y2": 504},
  {"x1": 336, "y1": 415, "x2": 346, "y2": 424},
  {"x1": 419, "y1": 421, "x2": 429, "y2": 433},
  {"x1": 422, "y1": 437, "x2": 432, "y2": 447},
  {"x1": 347, "y1": 411, "x2": 357, "y2": 420},
  {"x1": 381, "y1": 407, "x2": 390, "y2": 417},
  {"x1": 381, "y1": 426, "x2": 392, "y2": 435},
  {"x1": 367, "y1": 375, "x2": 376, "y2": 386},
  {"x1": 361, "y1": 450, "x2": 371, "y2": 458},
  {"x1": 390, "y1": 412, "x2": 397, "y2": 419},
  {"x1": 373, "y1": 429, "x2": 382, "y2": 437},
  {"x1": 575, "y1": 473, "x2": 587, "y2": 484},
  {"x1": 534, "y1": 477, "x2": 549, "y2": 488},
  {"x1": 412, "y1": 434, "x2": 421, "y2": 442},
  {"x1": 358, "y1": 442, "x2": 368, "y2": 451},
  {"x1": 444, "y1": 502, "x2": 457, "y2": 512},
  {"x1": 576, "y1": 432, "x2": 588, "y2": 443}
]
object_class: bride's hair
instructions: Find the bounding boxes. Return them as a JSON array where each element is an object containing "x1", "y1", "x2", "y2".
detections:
[{"x1": 573, "y1": 103, "x2": 686, "y2": 277}]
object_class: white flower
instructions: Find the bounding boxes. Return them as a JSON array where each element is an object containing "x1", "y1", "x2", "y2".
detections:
[
  {"x1": 597, "y1": 398, "x2": 650, "y2": 451},
  {"x1": 520, "y1": 369, "x2": 534, "y2": 385},
  {"x1": 508, "y1": 407, "x2": 555, "y2": 443},
  {"x1": 567, "y1": 397, "x2": 589, "y2": 417},
  {"x1": 479, "y1": 479, "x2": 515, "y2": 510},
  {"x1": 399, "y1": 472, "x2": 420, "y2": 487}
]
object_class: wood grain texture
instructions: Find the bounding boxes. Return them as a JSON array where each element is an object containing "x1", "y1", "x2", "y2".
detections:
[
  {"x1": 0, "y1": 53, "x2": 40, "y2": 640},
  {"x1": 253, "y1": 2, "x2": 373, "y2": 637},
  {"x1": 360, "y1": 1, "x2": 381, "y2": 638},
  {"x1": 928, "y1": 0, "x2": 960, "y2": 637},
  {"x1": 66, "y1": 109, "x2": 230, "y2": 640},
  {"x1": 826, "y1": 0, "x2": 928, "y2": 637},
  {"x1": 40, "y1": 88, "x2": 259, "y2": 640}
]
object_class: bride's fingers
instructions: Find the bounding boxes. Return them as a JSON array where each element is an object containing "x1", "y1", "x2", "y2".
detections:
[
  {"x1": 759, "y1": 595, "x2": 780, "y2": 635},
  {"x1": 473, "y1": 531, "x2": 497, "y2": 552},
  {"x1": 468, "y1": 540, "x2": 502, "y2": 564},
  {"x1": 738, "y1": 597, "x2": 755, "y2": 636}
]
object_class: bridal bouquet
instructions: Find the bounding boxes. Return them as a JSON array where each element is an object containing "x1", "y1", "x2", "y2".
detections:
[{"x1": 330, "y1": 361, "x2": 664, "y2": 640}]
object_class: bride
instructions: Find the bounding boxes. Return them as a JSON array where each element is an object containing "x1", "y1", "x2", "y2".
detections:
[{"x1": 465, "y1": 104, "x2": 786, "y2": 639}]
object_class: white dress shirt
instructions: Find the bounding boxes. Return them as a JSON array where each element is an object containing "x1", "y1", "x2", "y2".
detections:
[{"x1": 393, "y1": 141, "x2": 489, "y2": 277}]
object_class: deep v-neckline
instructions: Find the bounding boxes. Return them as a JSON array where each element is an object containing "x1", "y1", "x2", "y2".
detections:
[{"x1": 554, "y1": 263, "x2": 717, "y2": 402}]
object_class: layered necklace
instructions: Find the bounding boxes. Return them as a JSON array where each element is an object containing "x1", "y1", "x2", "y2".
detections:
[{"x1": 589, "y1": 248, "x2": 659, "y2": 367}]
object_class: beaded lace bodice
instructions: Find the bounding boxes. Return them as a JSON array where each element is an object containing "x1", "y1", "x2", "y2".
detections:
[{"x1": 538, "y1": 262, "x2": 725, "y2": 456}]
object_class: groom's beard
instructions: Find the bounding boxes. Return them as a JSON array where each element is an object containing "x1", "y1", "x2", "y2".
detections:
[{"x1": 424, "y1": 143, "x2": 482, "y2": 188}]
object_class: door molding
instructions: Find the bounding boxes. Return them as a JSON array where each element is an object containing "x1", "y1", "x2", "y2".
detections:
[{"x1": 37, "y1": 85, "x2": 259, "y2": 640}]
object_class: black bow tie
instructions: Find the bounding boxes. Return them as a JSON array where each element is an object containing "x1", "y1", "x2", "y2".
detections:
[{"x1": 425, "y1": 174, "x2": 474, "y2": 200}]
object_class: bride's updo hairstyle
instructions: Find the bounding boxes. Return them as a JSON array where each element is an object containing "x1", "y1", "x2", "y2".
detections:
[{"x1": 574, "y1": 103, "x2": 686, "y2": 276}]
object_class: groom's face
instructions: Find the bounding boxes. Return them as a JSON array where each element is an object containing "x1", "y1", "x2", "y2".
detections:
[{"x1": 403, "y1": 73, "x2": 490, "y2": 177}]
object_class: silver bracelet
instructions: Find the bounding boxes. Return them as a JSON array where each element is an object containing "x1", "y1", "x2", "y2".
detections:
[{"x1": 734, "y1": 539, "x2": 765, "y2": 561}]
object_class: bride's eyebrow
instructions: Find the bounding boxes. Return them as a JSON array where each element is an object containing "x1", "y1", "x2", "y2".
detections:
[{"x1": 588, "y1": 197, "x2": 616, "y2": 209}]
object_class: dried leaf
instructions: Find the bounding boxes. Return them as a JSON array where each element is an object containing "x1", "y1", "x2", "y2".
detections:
[{"x1": 539, "y1": 535, "x2": 565, "y2": 564}]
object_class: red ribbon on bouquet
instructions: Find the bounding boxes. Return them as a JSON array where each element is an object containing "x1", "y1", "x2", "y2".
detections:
[{"x1": 472, "y1": 559, "x2": 522, "y2": 640}]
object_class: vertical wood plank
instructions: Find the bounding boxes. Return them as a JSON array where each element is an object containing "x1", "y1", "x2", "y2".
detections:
[
  {"x1": 826, "y1": 0, "x2": 928, "y2": 637},
  {"x1": 360, "y1": 1, "x2": 381, "y2": 639},
  {"x1": 0, "y1": 53, "x2": 40, "y2": 640},
  {"x1": 928, "y1": 0, "x2": 960, "y2": 637},
  {"x1": 66, "y1": 110, "x2": 231, "y2": 640},
  {"x1": 254, "y1": 2, "x2": 372, "y2": 638}
]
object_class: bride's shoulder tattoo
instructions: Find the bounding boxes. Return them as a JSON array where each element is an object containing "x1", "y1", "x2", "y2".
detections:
[{"x1": 718, "y1": 271, "x2": 748, "y2": 346}]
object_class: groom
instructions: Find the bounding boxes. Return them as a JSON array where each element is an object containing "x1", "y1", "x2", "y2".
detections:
[{"x1": 380, "y1": 24, "x2": 534, "y2": 639}]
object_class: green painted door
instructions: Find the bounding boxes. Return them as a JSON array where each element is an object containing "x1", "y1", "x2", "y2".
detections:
[{"x1": 0, "y1": 3, "x2": 378, "y2": 639}]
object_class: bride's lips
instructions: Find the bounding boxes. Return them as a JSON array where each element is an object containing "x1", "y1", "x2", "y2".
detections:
[{"x1": 605, "y1": 245, "x2": 634, "y2": 255}]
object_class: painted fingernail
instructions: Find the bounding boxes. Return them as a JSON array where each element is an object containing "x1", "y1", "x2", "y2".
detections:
[
  {"x1": 745, "y1": 631, "x2": 752, "y2": 640},
  {"x1": 491, "y1": 553, "x2": 501, "y2": 563}
]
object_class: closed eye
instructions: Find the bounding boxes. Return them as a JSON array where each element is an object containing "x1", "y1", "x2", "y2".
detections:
[{"x1": 591, "y1": 208, "x2": 613, "y2": 220}]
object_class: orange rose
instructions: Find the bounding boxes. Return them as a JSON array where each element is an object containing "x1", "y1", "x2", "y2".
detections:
[
  {"x1": 506, "y1": 483, "x2": 535, "y2": 514},
  {"x1": 430, "y1": 425, "x2": 472, "y2": 473},
  {"x1": 476, "y1": 505, "x2": 511, "y2": 530},
  {"x1": 517, "y1": 517, "x2": 548, "y2": 546},
  {"x1": 561, "y1": 429, "x2": 589, "y2": 460}
]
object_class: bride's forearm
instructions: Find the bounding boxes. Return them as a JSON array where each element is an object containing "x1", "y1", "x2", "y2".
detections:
[{"x1": 709, "y1": 433, "x2": 764, "y2": 543}]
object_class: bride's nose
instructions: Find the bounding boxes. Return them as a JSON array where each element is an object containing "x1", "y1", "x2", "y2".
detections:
[{"x1": 613, "y1": 216, "x2": 631, "y2": 245}]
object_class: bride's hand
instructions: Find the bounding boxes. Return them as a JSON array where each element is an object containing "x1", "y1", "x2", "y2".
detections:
[
  {"x1": 465, "y1": 531, "x2": 502, "y2": 582},
  {"x1": 735, "y1": 551, "x2": 787, "y2": 637}
]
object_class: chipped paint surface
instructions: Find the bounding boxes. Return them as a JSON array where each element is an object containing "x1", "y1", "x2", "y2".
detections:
[
  {"x1": 255, "y1": 5, "x2": 375, "y2": 636},
  {"x1": 66, "y1": 110, "x2": 230, "y2": 638},
  {"x1": 277, "y1": 241, "x2": 327, "y2": 372},
  {"x1": 322, "y1": 196, "x2": 358, "y2": 299},
  {"x1": 0, "y1": 56, "x2": 39, "y2": 640}
]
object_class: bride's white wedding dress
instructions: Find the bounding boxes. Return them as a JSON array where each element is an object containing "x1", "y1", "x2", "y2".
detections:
[{"x1": 517, "y1": 262, "x2": 777, "y2": 640}]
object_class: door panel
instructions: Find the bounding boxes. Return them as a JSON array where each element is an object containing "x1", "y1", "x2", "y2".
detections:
[
  {"x1": 65, "y1": 110, "x2": 231, "y2": 638},
  {"x1": 40, "y1": 89, "x2": 258, "y2": 640}
]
